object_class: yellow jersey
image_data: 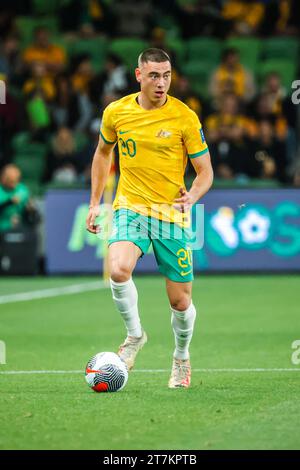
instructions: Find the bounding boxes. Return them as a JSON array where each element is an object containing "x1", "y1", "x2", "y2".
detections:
[{"x1": 100, "y1": 92, "x2": 208, "y2": 224}]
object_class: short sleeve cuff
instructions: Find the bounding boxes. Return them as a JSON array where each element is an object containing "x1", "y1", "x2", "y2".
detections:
[
  {"x1": 100, "y1": 130, "x2": 117, "y2": 145},
  {"x1": 188, "y1": 148, "x2": 209, "y2": 159}
]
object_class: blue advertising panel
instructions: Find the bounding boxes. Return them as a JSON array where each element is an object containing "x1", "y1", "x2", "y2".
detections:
[{"x1": 45, "y1": 189, "x2": 300, "y2": 273}]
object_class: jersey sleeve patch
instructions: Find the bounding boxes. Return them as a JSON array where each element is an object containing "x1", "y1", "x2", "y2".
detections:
[{"x1": 200, "y1": 128, "x2": 206, "y2": 143}]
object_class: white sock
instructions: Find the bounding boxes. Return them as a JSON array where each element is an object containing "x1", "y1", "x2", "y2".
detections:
[
  {"x1": 171, "y1": 303, "x2": 196, "y2": 360},
  {"x1": 110, "y1": 277, "x2": 142, "y2": 338}
]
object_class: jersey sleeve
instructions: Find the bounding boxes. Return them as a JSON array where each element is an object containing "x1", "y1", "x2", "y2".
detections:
[
  {"x1": 100, "y1": 104, "x2": 117, "y2": 144},
  {"x1": 182, "y1": 110, "x2": 209, "y2": 159}
]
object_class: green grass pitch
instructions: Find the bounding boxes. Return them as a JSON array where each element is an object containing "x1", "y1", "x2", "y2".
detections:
[{"x1": 0, "y1": 275, "x2": 299, "y2": 450}]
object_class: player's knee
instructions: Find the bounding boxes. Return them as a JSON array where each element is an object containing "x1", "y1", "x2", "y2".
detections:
[
  {"x1": 170, "y1": 295, "x2": 191, "y2": 312},
  {"x1": 110, "y1": 263, "x2": 132, "y2": 283}
]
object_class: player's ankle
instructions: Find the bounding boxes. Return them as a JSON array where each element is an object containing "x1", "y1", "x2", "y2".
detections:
[
  {"x1": 127, "y1": 326, "x2": 143, "y2": 338},
  {"x1": 174, "y1": 350, "x2": 190, "y2": 361}
]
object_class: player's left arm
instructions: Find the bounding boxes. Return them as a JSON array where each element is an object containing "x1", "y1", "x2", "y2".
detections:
[{"x1": 174, "y1": 152, "x2": 213, "y2": 212}]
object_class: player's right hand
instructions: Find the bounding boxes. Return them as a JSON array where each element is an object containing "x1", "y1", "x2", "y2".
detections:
[{"x1": 86, "y1": 205, "x2": 101, "y2": 234}]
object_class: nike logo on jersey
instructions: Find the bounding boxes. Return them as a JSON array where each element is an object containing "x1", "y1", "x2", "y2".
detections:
[{"x1": 119, "y1": 130, "x2": 131, "y2": 135}]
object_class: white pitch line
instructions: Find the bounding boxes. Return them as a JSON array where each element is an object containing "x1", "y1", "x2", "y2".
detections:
[
  {"x1": 136, "y1": 368, "x2": 300, "y2": 373},
  {"x1": 0, "y1": 281, "x2": 108, "y2": 305},
  {"x1": 1, "y1": 368, "x2": 300, "y2": 375}
]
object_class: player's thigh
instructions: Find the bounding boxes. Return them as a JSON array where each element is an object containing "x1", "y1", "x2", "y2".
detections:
[
  {"x1": 151, "y1": 222, "x2": 194, "y2": 310},
  {"x1": 108, "y1": 241, "x2": 142, "y2": 280},
  {"x1": 165, "y1": 278, "x2": 193, "y2": 311}
]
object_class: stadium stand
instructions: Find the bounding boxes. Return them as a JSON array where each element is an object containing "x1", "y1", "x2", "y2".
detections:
[{"x1": 0, "y1": 0, "x2": 299, "y2": 195}]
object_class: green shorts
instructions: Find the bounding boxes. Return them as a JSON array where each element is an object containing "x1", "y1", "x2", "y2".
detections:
[{"x1": 108, "y1": 209, "x2": 194, "y2": 282}]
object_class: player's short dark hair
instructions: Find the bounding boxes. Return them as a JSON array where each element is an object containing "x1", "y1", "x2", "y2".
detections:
[{"x1": 138, "y1": 48, "x2": 171, "y2": 67}]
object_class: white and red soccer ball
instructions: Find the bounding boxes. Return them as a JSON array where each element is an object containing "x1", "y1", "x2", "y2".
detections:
[{"x1": 85, "y1": 352, "x2": 128, "y2": 393}]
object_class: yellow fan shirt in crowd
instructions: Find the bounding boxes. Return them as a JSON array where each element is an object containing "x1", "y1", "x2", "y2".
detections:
[
  {"x1": 100, "y1": 92, "x2": 208, "y2": 226},
  {"x1": 23, "y1": 44, "x2": 66, "y2": 69}
]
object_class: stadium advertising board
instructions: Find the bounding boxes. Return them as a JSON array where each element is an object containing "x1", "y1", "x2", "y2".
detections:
[{"x1": 45, "y1": 189, "x2": 300, "y2": 273}]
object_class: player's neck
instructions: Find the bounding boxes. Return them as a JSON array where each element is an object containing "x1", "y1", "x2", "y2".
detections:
[{"x1": 136, "y1": 93, "x2": 167, "y2": 110}]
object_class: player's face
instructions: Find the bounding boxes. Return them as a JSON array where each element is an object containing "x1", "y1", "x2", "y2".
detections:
[{"x1": 136, "y1": 61, "x2": 171, "y2": 106}]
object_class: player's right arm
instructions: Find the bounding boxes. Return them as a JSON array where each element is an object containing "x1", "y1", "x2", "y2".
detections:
[{"x1": 86, "y1": 135, "x2": 116, "y2": 234}]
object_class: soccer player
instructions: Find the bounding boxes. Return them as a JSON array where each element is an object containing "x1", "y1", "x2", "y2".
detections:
[{"x1": 86, "y1": 48, "x2": 213, "y2": 388}]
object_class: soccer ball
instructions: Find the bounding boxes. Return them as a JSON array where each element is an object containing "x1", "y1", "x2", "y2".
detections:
[{"x1": 85, "y1": 352, "x2": 128, "y2": 393}]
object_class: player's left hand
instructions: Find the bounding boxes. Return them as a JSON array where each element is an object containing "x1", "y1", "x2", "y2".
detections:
[{"x1": 173, "y1": 187, "x2": 195, "y2": 213}]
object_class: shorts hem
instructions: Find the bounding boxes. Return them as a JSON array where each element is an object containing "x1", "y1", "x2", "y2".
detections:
[{"x1": 158, "y1": 266, "x2": 194, "y2": 283}]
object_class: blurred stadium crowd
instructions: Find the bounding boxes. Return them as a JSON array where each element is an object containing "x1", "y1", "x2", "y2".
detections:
[{"x1": 0, "y1": 0, "x2": 300, "y2": 216}]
